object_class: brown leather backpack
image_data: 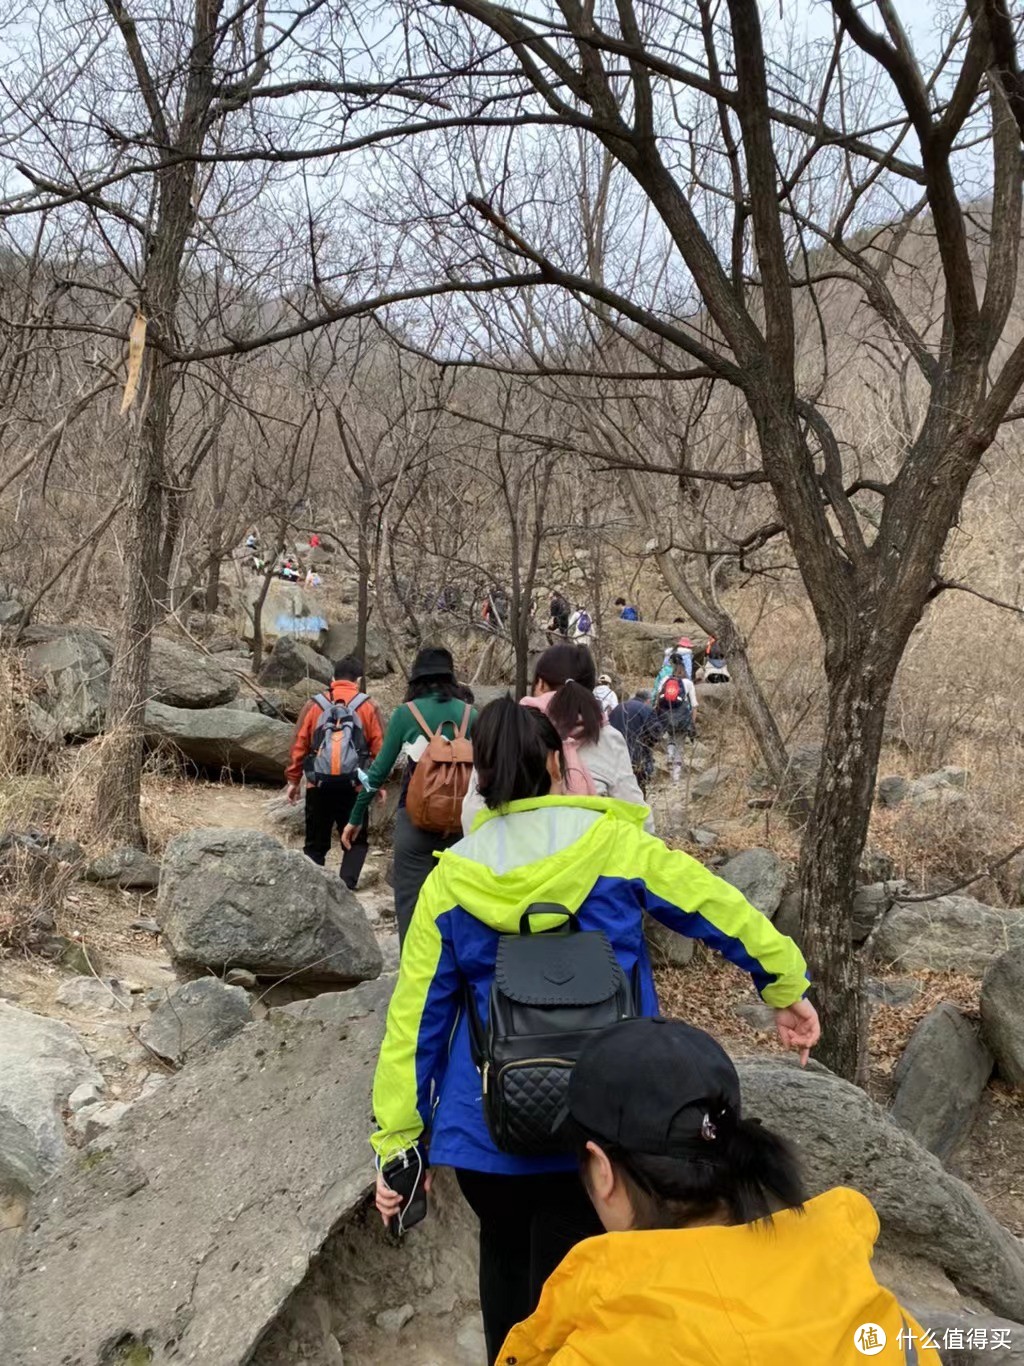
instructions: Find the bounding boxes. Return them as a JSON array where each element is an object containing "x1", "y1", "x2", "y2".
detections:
[{"x1": 404, "y1": 702, "x2": 473, "y2": 835}]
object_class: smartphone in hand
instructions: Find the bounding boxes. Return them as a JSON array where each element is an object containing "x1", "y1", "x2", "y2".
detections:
[{"x1": 382, "y1": 1149, "x2": 428, "y2": 1237}]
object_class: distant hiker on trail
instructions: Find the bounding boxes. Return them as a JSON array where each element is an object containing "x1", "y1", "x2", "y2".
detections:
[
  {"x1": 245, "y1": 531, "x2": 259, "y2": 552},
  {"x1": 702, "y1": 637, "x2": 731, "y2": 684},
  {"x1": 614, "y1": 596, "x2": 641, "y2": 621},
  {"x1": 342, "y1": 646, "x2": 477, "y2": 945},
  {"x1": 656, "y1": 653, "x2": 698, "y2": 781},
  {"x1": 285, "y1": 655, "x2": 384, "y2": 891},
  {"x1": 461, "y1": 644, "x2": 651, "y2": 834},
  {"x1": 309, "y1": 532, "x2": 321, "y2": 549},
  {"x1": 371, "y1": 697, "x2": 818, "y2": 1364},
  {"x1": 609, "y1": 689, "x2": 665, "y2": 796},
  {"x1": 482, "y1": 586, "x2": 509, "y2": 633},
  {"x1": 279, "y1": 556, "x2": 300, "y2": 582},
  {"x1": 568, "y1": 604, "x2": 594, "y2": 646},
  {"x1": 593, "y1": 674, "x2": 619, "y2": 717},
  {"x1": 546, "y1": 590, "x2": 570, "y2": 642},
  {"x1": 304, "y1": 568, "x2": 322, "y2": 589},
  {"x1": 653, "y1": 636, "x2": 694, "y2": 697}
]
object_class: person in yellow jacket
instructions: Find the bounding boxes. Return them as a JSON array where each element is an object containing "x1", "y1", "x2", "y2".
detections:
[{"x1": 500, "y1": 1017, "x2": 941, "y2": 1365}]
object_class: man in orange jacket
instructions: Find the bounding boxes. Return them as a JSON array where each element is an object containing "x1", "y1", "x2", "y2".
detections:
[{"x1": 285, "y1": 654, "x2": 384, "y2": 890}]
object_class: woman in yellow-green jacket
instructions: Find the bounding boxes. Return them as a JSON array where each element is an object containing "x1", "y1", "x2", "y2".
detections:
[{"x1": 500, "y1": 1018, "x2": 941, "y2": 1366}]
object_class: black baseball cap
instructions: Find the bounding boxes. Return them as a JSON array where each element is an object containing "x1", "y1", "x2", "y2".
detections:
[{"x1": 562, "y1": 1018, "x2": 741, "y2": 1158}]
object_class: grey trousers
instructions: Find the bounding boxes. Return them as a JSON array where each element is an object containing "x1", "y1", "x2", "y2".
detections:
[{"x1": 392, "y1": 808, "x2": 461, "y2": 945}]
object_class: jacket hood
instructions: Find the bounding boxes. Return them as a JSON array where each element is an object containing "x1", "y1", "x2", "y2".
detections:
[{"x1": 437, "y1": 796, "x2": 649, "y2": 932}]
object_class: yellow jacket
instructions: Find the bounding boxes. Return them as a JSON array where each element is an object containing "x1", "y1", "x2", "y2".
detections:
[{"x1": 500, "y1": 1187, "x2": 941, "y2": 1364}]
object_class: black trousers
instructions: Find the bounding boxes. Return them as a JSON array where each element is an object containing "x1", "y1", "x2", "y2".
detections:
[
  {"x1": 455, "y1": 1167, "x2": 603, "y2": 1364},
  {"x1": 392, "y1": 808, "x2": 461, "y2": 944},
  {"x1": 303, "y1": 783, "x2": 368, "y2": 890}
]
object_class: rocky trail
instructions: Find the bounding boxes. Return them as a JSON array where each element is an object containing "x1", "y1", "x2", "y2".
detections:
[{"x1": 2, "y1": 609, "x2": 1024, "y2": 1363}]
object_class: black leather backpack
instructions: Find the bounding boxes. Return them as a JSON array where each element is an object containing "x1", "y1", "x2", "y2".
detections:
[{"x1": 468, "y1": 904, "x2": 638, "y2": 1157}]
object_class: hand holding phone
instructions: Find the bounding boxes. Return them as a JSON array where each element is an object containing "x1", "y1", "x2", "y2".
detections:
[{"x1": 379, "y1": 1148, "x2": 428, "y2": 1237}]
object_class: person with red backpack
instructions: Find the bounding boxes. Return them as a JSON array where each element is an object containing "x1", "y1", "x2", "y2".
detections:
[
  {"x1": 285, "y1": 655, "x2": 384, "y2": 890},
  {"x1": 655, "y1": 652, "x2": 698, "y2": 780}
]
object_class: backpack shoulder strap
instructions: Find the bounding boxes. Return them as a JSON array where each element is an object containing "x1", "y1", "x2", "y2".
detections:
[
  {"x1": 456, "y1": 703, "x2": 471, "y2": 739},
  {"x1": 349, "y1": 692, "x2": 368, "y2": 712},
  {"x1": 312, "y1": 693, "x2": 331, "y2": 712},
  {"x1": 405, "y1": 701, "x2": 437, "y2": 741}
]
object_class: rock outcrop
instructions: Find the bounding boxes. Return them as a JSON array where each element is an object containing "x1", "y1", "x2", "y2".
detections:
[
  {"x1": 718, "y1": 848, "x2": 787, "y2": 919},
  {"x1": 890, "y1": 1004, "x2": 993, "y2": 1160},
  {"x1": 0, "y1": 1003, "x2": 103, "y2": 1200},
  {"x1": 0, "y1": 980, "x2": 392, "y2": 1366},
  {"x1": 321, "y1": 622, "x2": 393, "y2": 678},
  {"x1": 158, "y1": 828, "x2": 383, "y2": 984},
  {"x1": 872, "y1": 897, "x2": 1024, "y2": 974},
  {"x1": 981, "y1": 948, "x2": 1024, "y2": 1087},
  {"x1": 144, "y1": 702, "x2": 294, "y2": 781}
]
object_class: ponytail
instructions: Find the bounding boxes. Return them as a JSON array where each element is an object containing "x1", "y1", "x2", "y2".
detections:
[
  {"x1": 474, "y1": 697, "x2": 564, "y2": 809},
  {"x1": 547, "y1": 679, "x2": 603, "y2": 746},
  {"x1": 533, "y1": 644, "x2": 602, "y2": 745}
]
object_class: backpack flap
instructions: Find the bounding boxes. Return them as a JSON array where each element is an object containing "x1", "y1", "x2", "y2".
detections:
[{"x1": 494, "y1": 931, "x2": 621, "y2": 1008}]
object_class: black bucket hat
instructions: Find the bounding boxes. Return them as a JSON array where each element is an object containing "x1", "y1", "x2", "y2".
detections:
[{"x1": 409, "y1": 645, "x2": 457, "y2": 683}]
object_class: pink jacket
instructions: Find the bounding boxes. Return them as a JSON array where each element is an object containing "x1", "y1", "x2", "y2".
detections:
[{"x1": 521, "y1": 692, "x2": 597, "y2": 795}]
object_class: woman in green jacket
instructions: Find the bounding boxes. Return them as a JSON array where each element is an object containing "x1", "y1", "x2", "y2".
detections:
[{"x1": 343, "y1": 646, "x2": 476, "y2": 943}]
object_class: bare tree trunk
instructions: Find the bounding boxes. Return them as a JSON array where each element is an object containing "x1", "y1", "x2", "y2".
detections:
[
  {"x1": 204, "y1": 552, "x2": 222, "y2": 614},
  {"x1": 800, "y1": 648, "x2": 897, "y2": 1078},
  {"x1": 94, "y1": 373, "x2": 172, "y2": 846}
]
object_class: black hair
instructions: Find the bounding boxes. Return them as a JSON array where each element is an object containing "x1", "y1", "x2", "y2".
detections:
[
  {"x1": 455, "y1": 683, "x2": 475, "y2": 705},
  {"x1": 405, "y1": 676, "x2": 460, "y2": 702},
  {"x1": 577, "y1": 1119, "x2": 805, "y2": 1230},
  {"x1": 333, "y1": 655, "x2": 363, "y2": 682},
  {"x1": 614, "y1": 597, "x2": 626, "y2": 606},
  {"x1": 532, "y1": 644, "x2": 603, "y2": 745},
  {"x1": 474, "y1": 697, "x2": 564, "y2": 808}
]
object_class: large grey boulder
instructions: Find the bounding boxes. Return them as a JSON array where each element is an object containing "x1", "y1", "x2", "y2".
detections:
[
  {"x1": 877, "y1": 768, "x2": 969, "y2": 811},
  {"x1": 718, "y1": 848, "x2": 787, "y2": 919},
  {"x1": 0, "y1": 979, "x2": 393, "y2": 1366},
  {"x1": 264, "y1": 789, "x2": 306, "y2": 836},
  {"x1": 84, "y1": 846, "x2": 161, "y2": 890},
  {"x1": 147, "y1": 636, "x2": 239, "y2": 709},
  {"x1": 258, "y1": 636, "x2": 333, "y2": 690},
  {"x1": 239, "y1": 579, "x2": 326, "y2": 647},
  {"x1": 853, "y1": 881, "x2": 909, "y2": 943},
  {"x1": 739, "y1": 1059, "x2": 1024, "y2": 1321},
  {"x1": 692, "y1": 764, "x2": 734, "y2": 798},
  {"x1": 0, "y1": 1003, "x2": 103, "y2": 1199},
  {"x1": 158, "y1": 828, "x2": 383, "y2": 984},
  {"x1": 890, "y1": 1004, "x2": 993, "y2": 1160},
  {"x1": 22, "y1": 634, "x2": 109, "y2": 738},
  {"x1": 981, "y1": 948, "x2": 1024, "y2": 1087},
  {"x1": 139, "y1": 977, "x2": 252, "y2": 1064},
  {"x1": 873, "y1": 897, "x2": 1024, "y2": 974},
  {"x1": 602, "y1": 618, "x2": 683, "y2": 676},
  {"x1": 144, "y1": 702, "x2": 294, "y2": 782},
  {"x1": 321, "y1": 622, "x2": 393, "y2": 679}
]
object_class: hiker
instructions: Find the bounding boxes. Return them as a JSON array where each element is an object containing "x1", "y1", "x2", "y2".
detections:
[
  {"x1": 460, "y1": 644, "x2": 651, "y2": 833},
  {"x1": 546, "y1": 590, "x2": 570, "y2": 642},
  {"x1": 655, "y1": 651, "x2": 699, "y2": 763},
  {"x1": 309, "y1": 532, "x2": 321, "y2": 549},
  {"x1": 702, "y1": 636, "x2": 731, "y2": 684},
  {"x1": 372, "y1": 699, "x2": 819, "y2": 1364},
  {"x1": 285, "y1": 656, "x2": 384, "y2": 891},
  {"x1": 592, "y1": 673, "x2": 618, "y2": 716},
  {"x1": 568, "y1": 603, "x2": 594, "y2": 646},
  {"x1": 342, "y1": 646, "x2": 476, "y2": 944},
  {"x1": 614, "y1": 596, "x2": 641, "y2": 621},
  {"x1": 304, "y1": 568, "x2": 322, "y2": 589},
  {"x1": 608, "y1": 689, "x2": 665, "y2": 796},
  {"x1": 244, "y1": 531, "x2": 259, "y2": 552},
  {"x1": 279, "y1": 556, "x2": 300, "y2": 582},
  {"x1": 500, "y1": 1018, "x2": 935, "y2": 1365}
]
